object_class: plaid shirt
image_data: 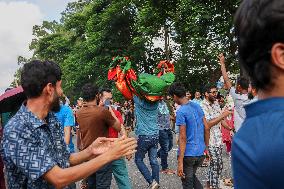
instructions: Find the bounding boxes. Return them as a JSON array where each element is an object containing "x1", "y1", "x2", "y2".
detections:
[{"x1": 1, "y1": 105, "x2": 71, "y2": 189}]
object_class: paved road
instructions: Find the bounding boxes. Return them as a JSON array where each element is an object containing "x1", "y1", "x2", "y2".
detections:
[
  {"x1": 111, "y1": 147, "x2": 233, "y2": 189},
  {"x1": 74, "y1": 134, "x2": 233, "y2": 189}
]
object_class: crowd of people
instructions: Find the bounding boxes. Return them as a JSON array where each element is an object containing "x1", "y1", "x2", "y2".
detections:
[
  {"x1": 1, "y1": 0, "x2": 284, "y2": 189},
  {"x1": 0, "y1": 52, "x2": 256, "y2": 189}
]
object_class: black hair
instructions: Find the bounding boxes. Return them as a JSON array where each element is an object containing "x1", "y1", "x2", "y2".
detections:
[
  {"x1": 168, "y1": 82, "x2": 186, "y2": 98},
  {"x1": 202, "y1": 84, "x2": 216, "y2": 94},
  {"x1": 234, "y1": 0, "x2": 284, "y2": 90},
  {"x1": 81, "y1": 83, "x2": 99, "y2": 102},
  {"x1": 21, "y1": 60, "x2": 62, "y2": 98},
  {"x1": 99, "y1": 88, "x2": 112, "y2": 95},
  {"x1": 237, "y1": 76, "x2": 249, "y2": 90},
  {"x1": 217, "y1": 93, "x2": 224, "y2": 100}
]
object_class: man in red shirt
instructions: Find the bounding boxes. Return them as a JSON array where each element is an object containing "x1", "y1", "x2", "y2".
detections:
[{"x1": 99, "y1": 88, "x2": 131, "y2": 189}]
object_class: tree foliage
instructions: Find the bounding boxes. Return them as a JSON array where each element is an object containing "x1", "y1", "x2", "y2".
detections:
[{"x1": 16, "y1": 0, "x2": 241, "y2": 102}]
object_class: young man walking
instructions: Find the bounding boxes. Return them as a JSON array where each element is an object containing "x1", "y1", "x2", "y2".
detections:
[
  {"x1": 134, "y1": 95, "x2": 160, "y2": 189},
  {"x1": 168, "y1": 82, "x2": 209, "y2": 189}
]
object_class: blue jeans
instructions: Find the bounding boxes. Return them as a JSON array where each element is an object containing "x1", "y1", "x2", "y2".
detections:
[
  {"x1": 135, "y1": 135, "x2": 159, "y2": 185},
  {"x1": 87, "y1": 163, "x2": 112, "y2": 189},
  {"x1": 158, "y1": 129, "x2": 173, "y2": 170},
  {"x1": 112, "y1": 158, "x2": 131, "y2": 189}
]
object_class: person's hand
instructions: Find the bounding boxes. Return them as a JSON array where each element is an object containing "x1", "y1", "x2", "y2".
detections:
[
  {"x1": 88, "y1": 137, "x2": 116, "y2": 156},
  {"x1": 126, "y1": 154, "x2": 133, "y2": 161},
  {"x1": 218, "y1": 53, "x2": 225, "y2": 65},
  {"x1": 222, "y1": 108, "x2": 232, "y2": 118},
  {"x1": 105, "y1": 136, "x2": 137, "y2": 161},
  {"x1": 177, "y1": 157, "x2": 185, "y2": 179},
  {"x1": 204, "y1": 149, "x2": 211, "y2": 161}
]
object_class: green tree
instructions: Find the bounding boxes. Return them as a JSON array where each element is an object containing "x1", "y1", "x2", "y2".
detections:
[{"x1": 15, "y1": 0, "x2": 241, "y2": 101}]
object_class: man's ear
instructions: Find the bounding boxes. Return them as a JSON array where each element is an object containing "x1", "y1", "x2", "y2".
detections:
[
  {"x1": 44, "y1": 83, "x2": 54, "y2": 97},
  {"x1": 271, "y1": 43, "x2": 284, "y2": 71}
]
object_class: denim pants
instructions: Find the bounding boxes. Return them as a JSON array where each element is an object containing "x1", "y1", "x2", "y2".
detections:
[
  {"x1": 112, "y1": 158, "x2": 131, "y2": 189},
  {"x1": 182, "y1": 156, "x2": 205, "y2": 189},
  {"x1": 158, "y1": 129, "x2": 173, "y2": 170},
  {"x1": 135, "y1": 135, "x2": 159, "y2": 185},
  {"x1": 87, "y1": 163, "x2": 112, "y2": 189}
]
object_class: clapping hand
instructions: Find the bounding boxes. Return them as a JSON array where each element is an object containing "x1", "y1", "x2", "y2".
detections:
[
  {"x1": 104, "y1": 136, "x2": 137, "y2": 161},
  {"x1": 89, "y1": 137, "x2": 115, "y2": 156}
]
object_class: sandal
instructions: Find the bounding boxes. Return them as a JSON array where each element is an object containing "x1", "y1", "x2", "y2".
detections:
[
  {"x1": 161, "y1": 169, "x2": 176, "y2": 175},
  {"x1": 223, "y1": 178, "x2": 234, "y2": 187}
]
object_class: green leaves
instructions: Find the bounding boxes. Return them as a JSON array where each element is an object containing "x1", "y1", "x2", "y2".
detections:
[{"x1": 15, "y1": 0, "x2": 241, "y2": 102}]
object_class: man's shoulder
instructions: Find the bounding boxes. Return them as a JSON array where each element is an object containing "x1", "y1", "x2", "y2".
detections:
[
  {"x1": 4, "y1": 111, "x2": 27, "y2": 131},
  {"x1": 61, "y1": 105, "x2": 73, "y2": 113},
  {"x1": 177, "y1": 104, "x2": 191, "y2": 114},
  {"x1": 3, "y1": 113, "x2": 34, "y2": 146},
  {"x1": 77, "y1": 106, "x2": 103, "y2": 115}
]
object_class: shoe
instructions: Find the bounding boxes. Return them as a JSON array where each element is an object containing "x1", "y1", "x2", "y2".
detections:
[{"x1": 148, "y1": 181, "x2": 160, "y2": 189}]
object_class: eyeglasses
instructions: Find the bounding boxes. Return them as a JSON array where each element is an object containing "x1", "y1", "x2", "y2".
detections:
[{"x1": 209, "y1": 91, "x2": 217, "y2": 94}]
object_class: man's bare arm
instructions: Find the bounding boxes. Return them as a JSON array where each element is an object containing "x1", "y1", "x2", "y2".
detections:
[
  {"x1": 203, "y1": 117, "x2": 210, "y2": 147},
  {"x1": 44, "y1": 137, "x2": 137, "y2": 188},
  {"x1": 206, "y1": 109, "x2": 231, "y2": 128},
  {"x1": 219, "y1": 53, "x2": 232, "y2": 89},
  {"x1": 63, "y1": 126, "x2": 71, "y2": 145}
]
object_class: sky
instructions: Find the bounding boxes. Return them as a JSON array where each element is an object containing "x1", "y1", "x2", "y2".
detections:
[{"x1": 0, "y1": 0, "x2": 75, "y2": 95}]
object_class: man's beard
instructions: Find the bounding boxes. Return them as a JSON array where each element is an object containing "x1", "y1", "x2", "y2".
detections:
[
  {"x1": 208, "y1": 96, "x2": 216, "y2": 104},
  {"x1": 51, "y1": 91, "x2": 61, "y2": 112},
  {"x1": 248, "y1": 92, "x2": 254, "y2": 100}
]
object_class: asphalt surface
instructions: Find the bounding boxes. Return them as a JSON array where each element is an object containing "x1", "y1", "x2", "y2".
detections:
[
  {"x1": 74, "y1": 134, "x2": 233, "y2": 189},
  {"x1": 111, "y1": 143, "x2": 233, "y2": 189}
]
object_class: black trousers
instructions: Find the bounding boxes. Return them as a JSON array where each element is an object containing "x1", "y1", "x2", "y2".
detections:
[{"x1": 182, "y1": 156, "x2": 205, "y2": 189}]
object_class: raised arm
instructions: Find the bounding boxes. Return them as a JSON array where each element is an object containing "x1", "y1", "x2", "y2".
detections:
[{"x1": 219, "y1": 53, "x2": 232, "y2": 89}]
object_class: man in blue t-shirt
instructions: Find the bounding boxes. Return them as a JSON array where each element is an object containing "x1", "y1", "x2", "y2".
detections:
[
  {"x1": 134, "y1": 95, "x2": 160, "y2": 189},
  {"x1": 55, "y1": 99, "x2": 75, "y2": 153},
  {"x1": 232, "y1": 1, "x2": 284, "y2": 188},
  {"x1": 168, "y1": 83, "x2": 209, "y2": 189}
]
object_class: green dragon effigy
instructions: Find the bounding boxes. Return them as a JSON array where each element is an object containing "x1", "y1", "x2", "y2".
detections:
[{"x1": 108, "y1": 56, "x2": 175, "y2": 101}]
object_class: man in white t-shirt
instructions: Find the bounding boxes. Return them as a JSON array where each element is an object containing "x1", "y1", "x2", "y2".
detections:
[{"x1": 219, "y1": 53, "x2": 250, "y2": 131}]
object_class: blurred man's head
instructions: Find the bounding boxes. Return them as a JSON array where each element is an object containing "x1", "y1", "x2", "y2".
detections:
[
  {"x1": 204, "y1": 85, "x2": 217, "y2": 104},
  {"x1": 186, "y1": 91, "x2": 192, "y2": 100},
  {"x1": 195, "y1": 91, "x2": 201, "y2": 99},
  {"x1": 77, "y1": 97, "x2": 83, "y2": 107},
  {"x1": 168, "y1": 82, "x2": 187, "y2": 105},
  {"x1": 248, "y1": 83, "x2": 258, "y2": 100},
  {"x1": 21, "y1": 60, "x2": 63, "y2": 112},
  {"x1": 217, "y1": 94, "x2": 225, "y2": 108},
  {"x1": 236, "y1": 76, "x2": 249, "y2": 93},
  {"x1": 99, "y1": 88, "x2": 112, "y2": 106},
  {"x1": 81, "y1": 83, "x2": 99, "y2": 103},
  {"x1": 235, "y1": 0, "x2": 284, "y2": 91}
]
